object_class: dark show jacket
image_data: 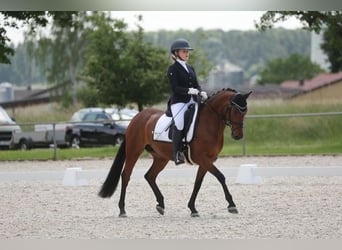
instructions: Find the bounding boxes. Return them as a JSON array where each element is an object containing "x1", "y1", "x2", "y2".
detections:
[{"x1": 167, "y1": 61, "x2": 202, "y2": 105}]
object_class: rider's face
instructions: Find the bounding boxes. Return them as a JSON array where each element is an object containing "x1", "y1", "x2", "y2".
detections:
[{"x1": 177, "y1": 49, "x2": 190, "y2": 61}]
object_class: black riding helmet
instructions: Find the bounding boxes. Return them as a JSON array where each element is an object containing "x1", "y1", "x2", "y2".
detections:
[{"x1": 170, "y1": 39, "x2": 194, "y2": 54}]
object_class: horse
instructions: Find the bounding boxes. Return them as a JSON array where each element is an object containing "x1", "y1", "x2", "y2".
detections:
[{"x1": 98, "y1": 88, "x2": 252, "y2": 217}]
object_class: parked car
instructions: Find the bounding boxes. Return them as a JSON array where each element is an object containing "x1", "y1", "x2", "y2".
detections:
[
  {"x1": 65, "y1": 109, "x2": 126, "y2": 148},
  {"x1": 10, "y1": 129, "x2": 67, "y2": 150},
  {"x1": 69, "y1": 107, "x2": 104, "y2": 123},
  {"x1": 104, "y1": 107, "x2": 138, "y2": 126},
  {"x1": 0, "y1": 106, "x2": 21, "y2": 149}
]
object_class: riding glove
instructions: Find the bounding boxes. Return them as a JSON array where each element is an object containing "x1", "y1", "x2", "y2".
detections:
[
  {"x1": 200, "y1": 91, "x2": 208, "y2": 100},
  {"x1": 188, "y1": 88, "x2": 200, "y2": 95}
]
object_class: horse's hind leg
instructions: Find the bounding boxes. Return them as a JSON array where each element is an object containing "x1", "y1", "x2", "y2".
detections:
[
  {"x1": 144, "y1": 157, "x2": 169, "y2": 215},
  {"x1": 118, "y1": 151, "x2": 143, "y2": 217}
]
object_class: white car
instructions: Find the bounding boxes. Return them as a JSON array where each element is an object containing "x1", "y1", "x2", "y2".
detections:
[
  {"x1": 104, "y1": 107, "x2": 138, "y2": 126},
  {"x1": 0, "y1": 106, "x2": 21, "y2": 148}
]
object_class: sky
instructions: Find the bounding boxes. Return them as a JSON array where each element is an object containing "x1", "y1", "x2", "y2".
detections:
[
  {"x1": 111, "y1": 11, "x2": 302, "y2": 31},
  {"x1": 6, "y1": 11, "x2": 303, "y2": 44}
]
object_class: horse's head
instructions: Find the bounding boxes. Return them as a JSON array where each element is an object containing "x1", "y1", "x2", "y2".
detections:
[
  {"x1": 204, "y1": 89, "x2": 251, "y2": 140},
  {"x1": 227, "y1": 91, "x2": 252, "y2": 140}
]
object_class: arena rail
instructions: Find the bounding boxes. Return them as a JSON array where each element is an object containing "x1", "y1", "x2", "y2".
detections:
[
  {"x1": 1, "y1": 111, "x2": 341, "y2": 159},
  {"x1": 242, "y1": 111, "x2": 342, "y2": 155}
]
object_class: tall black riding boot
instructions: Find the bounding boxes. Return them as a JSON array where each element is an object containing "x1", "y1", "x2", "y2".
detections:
[{"x1": 172, "y1": 127, "x2": 185, "y2": 165}]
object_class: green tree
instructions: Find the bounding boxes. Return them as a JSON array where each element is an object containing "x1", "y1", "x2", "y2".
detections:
[
  {"x1": 321, "y1": 25, "x2": 342, "y2": 72},
  {"x1": 76, "y1": 85, "x2": 99, "y2": 107},
  {"x1": 0, "y1": 11, "x2": 76, "y2": 64},
  {"x1": 83, "y1": 13, "x2": 130, "y2": 108},
  {"x1": 258, "y1": 53, "x2": 324, "y2": 84},
  {"x1": 27, "y1": 12, "x2": 88, "y2": 106},
  {"x1": 123, "y1": 24, "x2": 170, "y2": 111},
  {"x1": 144, "y1": 28, "x2": 310, "y2": 79},
  {"x1": 0, "y1": 42, "x2": 46, "y2": 84},
  {"x1": 255, "y1": 11, "x2": 342, "y2": 73},
  {"x1": 256, "y1": 11, "x2": 342, "y2": 33},
  {"x1": 188, "y1": 29, "x2": 215, "y2": 81},
  {"x1": 84, "y1": 14, "x2": 170, "y2": 111}
]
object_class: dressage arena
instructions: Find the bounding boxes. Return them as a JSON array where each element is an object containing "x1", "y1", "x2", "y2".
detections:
[{"x1": 0, "y1": 155, "x2": 341, "y2": 239}]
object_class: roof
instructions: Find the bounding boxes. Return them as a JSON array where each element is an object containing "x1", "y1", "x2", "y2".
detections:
[
  {"x1": 281, "y1": 72, "x2": 342, "y2": 91},
  {"x1": 235, "y1": 83, "x2": 301, "y2": 99}
]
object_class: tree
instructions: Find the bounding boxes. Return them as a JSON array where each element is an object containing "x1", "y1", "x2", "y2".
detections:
[
  {"x1": 255, "y1": 11, "x2": 342, "y2": 72},
  {"x1": 187, "y1": 31, "x2": 215, "y2": 82},
  {"x1": 123, "y1": 24, "x2": 170, "y2": 111},
  {"x1": 144, "y1": 28, "x2": 310, "y2": 79},
  {"x1": 84, "y1": 14, "x2": 170, "y2": 111},
  {"x1": 256, "y1": 11, "x2": 342, "y2": 33},
  {"x1": 321, "y1": 24, "x2": 342, "y2": 72},
  {"x1": 257, "y1": 53, "x2": 324, "y2": 85},
  {"x1": 83, "y1": 13, "x2": 130, "y2": 107},
  {"x1": 27, "y1": 12, "x2": 88, "y2": 106},
  {"x1": 0, "y1": 11, "x2": 76, "y2": 64}
]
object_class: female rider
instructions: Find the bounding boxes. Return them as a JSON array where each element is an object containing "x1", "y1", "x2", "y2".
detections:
[{"x1": 167, "y1": 38, "x2": 208, "y2": 165}]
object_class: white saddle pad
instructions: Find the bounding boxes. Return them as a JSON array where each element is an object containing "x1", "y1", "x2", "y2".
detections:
[{"x1": 152, "y1": 103, "x2": 199, "y2": 143}]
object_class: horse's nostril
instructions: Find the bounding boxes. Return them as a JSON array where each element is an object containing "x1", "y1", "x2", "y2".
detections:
[{"x1": 232, "y1": 134, "x2": 242, "y2": 140}]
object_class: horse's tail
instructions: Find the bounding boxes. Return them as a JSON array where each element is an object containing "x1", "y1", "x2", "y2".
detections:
[{"x1": 98, "y1": 138, "x2": 126, "y2": 198}]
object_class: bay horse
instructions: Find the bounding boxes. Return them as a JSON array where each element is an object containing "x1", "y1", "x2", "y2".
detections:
[{"x1": 99, "y1": 88, "x2": 252, "y2": 217}]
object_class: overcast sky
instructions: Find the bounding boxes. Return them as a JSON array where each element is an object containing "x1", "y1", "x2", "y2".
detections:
[
  {"x1": 6, "y1": 11, "x2": 303, "y2": 44},
  {"x1": 111, "y1": 11, "x2": 302, "y2": 31}
]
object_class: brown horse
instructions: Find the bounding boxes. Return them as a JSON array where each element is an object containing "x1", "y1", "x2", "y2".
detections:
[{"x1": 99, "y1": 88, "x2": 252, "y2": 217}]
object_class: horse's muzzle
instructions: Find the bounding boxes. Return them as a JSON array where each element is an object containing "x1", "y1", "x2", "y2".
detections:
[{"x1": 231, "y1": 133, "x2": 243, "y2": 140}]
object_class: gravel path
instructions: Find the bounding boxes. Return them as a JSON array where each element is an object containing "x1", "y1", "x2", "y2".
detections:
[{"x1": 0, "y1": 155, "x2": 341, "y2": 239}]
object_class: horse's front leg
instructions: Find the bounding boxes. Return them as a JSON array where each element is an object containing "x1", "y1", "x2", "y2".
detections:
[
  {"x1": 209, "y1": 164, "x2": 238, "y2": 214},
  {"x1": 188, "y1": 167, "x2": 207, "y2": 217}
]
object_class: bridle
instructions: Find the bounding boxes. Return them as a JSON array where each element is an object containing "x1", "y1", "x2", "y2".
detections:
[{"x1": 203, "y1": 93, "x2": 247, "y2": 130}]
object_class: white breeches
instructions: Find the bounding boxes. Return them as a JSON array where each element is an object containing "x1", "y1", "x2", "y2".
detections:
[{"x1": 170, "y1": 97, "x2": 196, "y2": 130}]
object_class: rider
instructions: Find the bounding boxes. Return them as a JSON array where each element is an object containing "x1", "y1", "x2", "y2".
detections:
[{"x1": 167, "y1": 38, "x2": 208, "y2": 165}]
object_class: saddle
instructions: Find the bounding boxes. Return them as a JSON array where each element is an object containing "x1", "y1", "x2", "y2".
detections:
[
  {"x1": 152, "y1": 100, "x2": 200, "y2": 164},
  {"x1": 166, "y1": 103, "x2": 196, "y2": 141}
]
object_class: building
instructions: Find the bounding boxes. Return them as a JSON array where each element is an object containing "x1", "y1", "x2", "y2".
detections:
[
  {"x1": 206, "y1": 60, "x2": 244, "y2": 92},
  {"x1": 0, "y1": 82, "x2": 14, "y2": 102},
  {"x1": 281, "y1": 72, "x2": 342, "y2": 101}
]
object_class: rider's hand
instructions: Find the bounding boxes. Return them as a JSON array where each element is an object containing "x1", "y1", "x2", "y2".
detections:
[
  {"x1": 188, "y1": 88, "x2": 200, "y2": 95},
  {"x1": 200, "y1": 91, "x2": 208, "y2": 100}
]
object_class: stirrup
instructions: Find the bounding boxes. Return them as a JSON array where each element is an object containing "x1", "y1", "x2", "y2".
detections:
[{"x1": 174, "y1": 151, "x2": 185, "y2": 165}]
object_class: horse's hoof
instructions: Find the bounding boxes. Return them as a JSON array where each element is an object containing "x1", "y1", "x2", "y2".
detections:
[
  {"x1": 118, "y1": 212, "x2": 127, "y2": 218},
  {"x1": 228, "y1": 206, "x2": 238, "y2": 214},
  {"x1": 190, "y1": 212, "x2": 200, "y2": 217},
  {"x1": 156, "y1": 205, "x2": 164, "y2": 215}
]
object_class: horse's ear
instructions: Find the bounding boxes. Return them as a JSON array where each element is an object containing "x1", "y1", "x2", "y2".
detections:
[{"x1": 243, "y1": 91, "x2": 252, "y2": 99}]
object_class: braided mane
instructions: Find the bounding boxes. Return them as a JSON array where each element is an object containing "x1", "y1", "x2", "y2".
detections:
[{"x1": 208, "y1": 88, "x2": 237, "y2": 99}]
